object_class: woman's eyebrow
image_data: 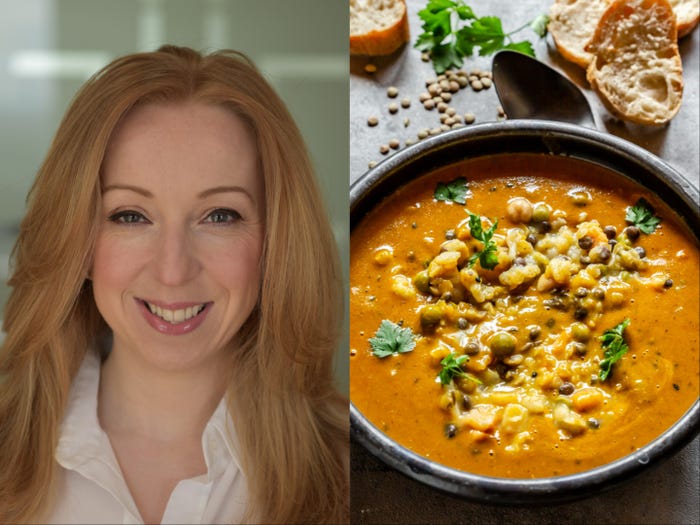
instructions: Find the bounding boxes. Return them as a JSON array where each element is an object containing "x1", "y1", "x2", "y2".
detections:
[
  {"x1": 102, "y1": 184, "x2": 153, "y2": 198},
  {"x1": 197, "y1": 185, "x2": 254, "y2": 201}
]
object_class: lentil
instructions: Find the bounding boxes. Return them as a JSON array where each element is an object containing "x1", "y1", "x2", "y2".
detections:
[
  {"x1": 367, "y1": 116, "x2": 379, "y2": 127},
  {"x1": 387, "y1": 86, "x2": 399, "y2": 98}
]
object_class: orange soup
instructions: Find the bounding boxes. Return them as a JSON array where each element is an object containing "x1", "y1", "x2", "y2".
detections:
[{"x1": 350, "y1": 154, "x2": 699, "y2": 478}]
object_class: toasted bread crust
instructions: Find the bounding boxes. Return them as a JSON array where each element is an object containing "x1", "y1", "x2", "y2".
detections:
[
  {"x1": 586, "y1": 0, "x2": 684, "y2": 125},
  {"x1": 350, "y1": 0, "x2": 410, "y2": 56}
]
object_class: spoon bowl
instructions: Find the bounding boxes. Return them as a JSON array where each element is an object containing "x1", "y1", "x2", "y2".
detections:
[{"x1": 492, "y1": 50, "x2": 596, "y2": 128}]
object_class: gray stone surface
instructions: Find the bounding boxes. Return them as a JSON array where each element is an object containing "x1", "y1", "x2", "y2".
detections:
[{"x1": 350, "y1": 1, "x2": 699, "y2": 523}]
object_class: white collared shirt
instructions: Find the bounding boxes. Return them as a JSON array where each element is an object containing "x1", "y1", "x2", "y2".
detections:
[{"x1": 48, "y1": 350, "x2": 248, "y2": 524}]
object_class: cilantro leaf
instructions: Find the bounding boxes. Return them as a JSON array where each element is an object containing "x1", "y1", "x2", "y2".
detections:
[
  {"x1": 625, "y1": 198, "x2": 662, "y2": 234},
  {"x1": 502, "y1": 41, "x2": 535, "y2": 56},
  {"x1": 438, "y1": 353, "x2": 482, "y2": 385},
  {"x1": 415, "y1": 1, "x2": 546, "y2": 73},
  {"x1": 467, "y1": 213, "x2": 499, "y2": 270},
  {"x1": 434, "y1": 177, "x2": 469, "y2": 204},
  {"x1": 461, "y1": 16, "x2": 506, "y2": 57},
  {"x1": 599, "y1": 318, "x2": 631, "y2": 381},
  {"x1": 369, "y1": 320, "x2": 416, "y2": 358}
]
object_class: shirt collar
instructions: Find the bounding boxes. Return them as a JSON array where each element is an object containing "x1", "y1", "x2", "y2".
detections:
[{"x1": 56, "y1": 349, "x2": 242, "y2": 486}]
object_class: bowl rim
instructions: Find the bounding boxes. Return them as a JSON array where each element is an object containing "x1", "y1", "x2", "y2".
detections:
[{"x1": 350, "y1": 119, "x2": 700, "y2": 504}]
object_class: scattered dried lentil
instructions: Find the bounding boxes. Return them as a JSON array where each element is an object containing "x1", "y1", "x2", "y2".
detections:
[
  {"x1": 403, "y1": 117, "x2": 410, "y2": 127},
  {"x1": 419, "y1": 92, "x2": 431, "y2": 102},
  {"x1": 423, "y1": 99, "x2": 435, "y2": 110},
  {"x1": 368, "y1": 160, "x2": 377, "y2": 168},
  {"x1": 388, "y1": 102, "x2": 399, "y2": 114},
  {"x1": 437, "y1": 101, "x2": 448, "y2": 113},
  {"x1": 367, "y1": 115, "x2": 378, "y2": 127},
  {"x1": 481, "y1": 77, "x2": 492, "y2": 89},
  {"x1": 401, "y1": 97, "x2": 411, "y2": 108},
  {"x1": 440, "y1": 92, "x2": 452, "y2": 102},
  {"x1": 464, "y1": 112, "x2": 476, "y2": 124},
  {"x1": 417, "y1": 129, "x2": 429, "y2": 139},
  {"x1": 471, "y1": 79, "x2": 483, "y2": 91},
  {"x1": 389, "y1": 138, "x2": 400, "y2": 149},
  {"x1": 387, "y1": 86, "x2": 399, "y2": 98},
  {"x1": 379, "y1": 144, "x2": 389, "y2": 154},
  {"x1": 421, "y1": 52, "x2": 430, "y2": 62}
]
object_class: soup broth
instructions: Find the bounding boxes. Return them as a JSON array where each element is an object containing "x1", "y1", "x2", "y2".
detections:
[{"x1": 350, "y1": 154, "x2": 699, "y2": 478}]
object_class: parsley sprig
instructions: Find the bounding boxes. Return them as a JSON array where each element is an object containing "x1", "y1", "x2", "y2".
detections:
[
  {"x1": 625, "y1": 198, "x2": 661, "y2": 234},
  {"x1": 370, "y1": 320, "x2": 416, "y2": 358},
  {"x1": 415, "y1": 0, "x2": 549, "y2": 74},
  {"x1": 438, "y1": 353, "x2": 482, "y2": 385},
  {"x1": 434, "y1": 177, "x2": 469, "y2": 204},
  {"x1": 467, "y1": 213, "x2": 499, "y2": 270},
  {"x1": 599, "y1": 318, "x2": 631, "y2": 381}
]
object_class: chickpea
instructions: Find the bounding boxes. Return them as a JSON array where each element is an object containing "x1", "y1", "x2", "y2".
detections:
[{"x1": 506, "y1": 197, "x2": 533, "y2": 223}]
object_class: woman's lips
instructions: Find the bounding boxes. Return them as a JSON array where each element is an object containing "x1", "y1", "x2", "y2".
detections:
[{"x1": 136, "y1": 298, "x2": 212, "y2": 335}]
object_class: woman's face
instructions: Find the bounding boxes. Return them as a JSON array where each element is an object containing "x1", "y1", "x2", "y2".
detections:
[{"x1": 92, "y1": 101, "x2": 264, "y2": 372}]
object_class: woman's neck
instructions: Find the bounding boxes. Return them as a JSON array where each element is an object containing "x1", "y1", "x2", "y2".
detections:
[{"x1": 97, "y1": 346, "x2": 228, "y2": 443}]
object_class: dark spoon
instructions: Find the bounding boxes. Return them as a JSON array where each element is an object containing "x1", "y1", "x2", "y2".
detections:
[{"x1": 492, "y1": 50, "x2": 596, "y2": 128}]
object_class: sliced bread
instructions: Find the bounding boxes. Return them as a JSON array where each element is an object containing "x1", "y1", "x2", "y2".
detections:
[
  {"x1": 350, "y1": 0, "x2": 410, "y2": 56},
  {"x1": 585, "y1": 0, "x2": 683, "y2": 125},
  {"x1": 668, "y1": 0, "x2": 700, "y2": 37},
  {"x1": 548, "y1": 0, "x2": 612, "y2": 68}
]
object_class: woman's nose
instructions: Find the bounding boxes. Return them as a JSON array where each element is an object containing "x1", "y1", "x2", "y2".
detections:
[{"x1": 152, "y1": 225, "x2": 201, "y2": 286}]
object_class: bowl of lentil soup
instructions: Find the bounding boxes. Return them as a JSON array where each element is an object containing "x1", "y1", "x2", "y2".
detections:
[{"x1": 350, "y1": 120, "x2": 699, "y2": 503}]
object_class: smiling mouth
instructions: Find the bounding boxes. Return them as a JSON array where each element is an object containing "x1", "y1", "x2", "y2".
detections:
[{"x1": 141, "y1": 300, "x2": 207, "y2": 324}]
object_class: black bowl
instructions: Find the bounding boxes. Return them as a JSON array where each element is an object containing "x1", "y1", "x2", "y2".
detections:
[{"x1": 350, "y1": 120, "x2": 699, "y2": 505}]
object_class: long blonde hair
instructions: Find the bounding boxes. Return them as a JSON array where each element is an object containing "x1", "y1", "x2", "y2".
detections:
[{"x1": 0, "y1": 45, "x2": 348, "y2": 524}]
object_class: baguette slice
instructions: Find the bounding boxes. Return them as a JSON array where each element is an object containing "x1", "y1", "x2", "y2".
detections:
[
  {"x1": 585, "y1": 0, "x2": 683, "y2": 125},
  {"x1": 548, "y1": 0, "x2": 612, "y2": 68},
  {"x1": 350, "y1": 0, "x2": 410, "y2": 56},
  {"x1": 668, "y1": 0, "x2": 700, "y2": 37}
]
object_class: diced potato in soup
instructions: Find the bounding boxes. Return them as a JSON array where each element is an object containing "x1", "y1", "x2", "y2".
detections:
[{"x1": 350, "y1": 154, "x2": 699, "y2": 478}]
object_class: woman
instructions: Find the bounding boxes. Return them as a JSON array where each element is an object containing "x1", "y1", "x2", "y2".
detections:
[{"x1": 0, "y1": 45, "x2": 348, "y2": 524}]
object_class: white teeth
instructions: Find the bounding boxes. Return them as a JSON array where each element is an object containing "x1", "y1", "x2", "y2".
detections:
[{"x1": 144, "y1": 301, "x2": 206, "y2": 324}]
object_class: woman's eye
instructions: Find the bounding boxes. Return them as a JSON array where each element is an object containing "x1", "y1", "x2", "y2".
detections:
[
  {"x1": 205, "y1": 208, "x2": 242, "y2": 224},
  {"x1": 108, "y1": 211, "x2": 147, "y2": 224}
]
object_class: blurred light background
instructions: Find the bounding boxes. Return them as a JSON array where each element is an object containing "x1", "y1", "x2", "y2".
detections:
[{"x1": 0, "y1": 0, "x2": 349, "y2": 393}]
